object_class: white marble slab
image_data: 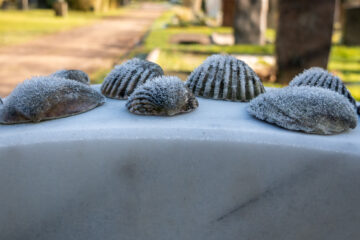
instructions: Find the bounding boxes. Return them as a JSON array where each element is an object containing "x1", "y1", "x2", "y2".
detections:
[{"x1": 0, "y1": 85, "x2": 359, "y2": 240}]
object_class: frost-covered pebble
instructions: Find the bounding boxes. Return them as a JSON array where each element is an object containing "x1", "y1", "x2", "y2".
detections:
[
  {"x1": 248, "y1": 86, "x2": 357, "y2": 135},
  {"x1": 101, "y1": 58, "x2": 164, "y2": 100},
  {"x1": 0, "y1": 76, "x2": 105, "y2": 124},
  {"x1": 50, "y1": 69, "x2": 90, "y2": 85},
  {"x1": 126, "y1": 76, "x2": 198, "y2": 116},
  {"x1": 185, "y1": 54, "x2": 265, "y2": 102},
  {"x1": 289, "y1": 67, "x2": 356, "y2": 108}
]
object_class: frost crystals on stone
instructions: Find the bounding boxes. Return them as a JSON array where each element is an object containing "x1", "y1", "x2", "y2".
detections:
[
  {"x1": 248, "y1": 86, "x2": 357, "y2": 135},
  {"x1": 289, "y1": 67, "x2": 356, "y2": 109},
  {"x1": 101, "y1": 58, "x2": 164, "y2": 100},
  {"x1": 0, "y1": 76, "x2": 105, "y2": 124},
  {"x1": 185, "y1": 54, "x2": 265, "y2": 102},
  {"x1": 50, "y1": 69, "x2": 90, "y2": 85},
  {"x1": 126, "y1": 76, "x2": 198, "y2": 116}
]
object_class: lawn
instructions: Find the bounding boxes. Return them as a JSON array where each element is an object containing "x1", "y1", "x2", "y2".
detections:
[{"x1": 0, "y1": 8, "x2": 127, "y2": 47}]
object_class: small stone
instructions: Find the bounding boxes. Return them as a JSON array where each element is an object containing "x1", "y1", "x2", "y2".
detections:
[
  {"x1": 0, "y1": 76, "x2": 105, "y2": 124},
  {"x1": 248, "y1": 86, "x2": 357, "y2": 135},
  {"x1": 289, "y1": 67, "x2": 356, "y2": 109},
  {"x1": 186, "y1": 54, "x2": 265, "y2": 102},
  {"x1": 49, "y1": 69, "x2": 90, "y2": 85},
  {"x1": 101, "y1": 58, "x2": 164, "y2": 100},
  {"x1": 126, "y1": 76, "x2": 198, "y2": 116},
  {"x1": 169, "y1": 33, "x2": 211, "y2": 45}
]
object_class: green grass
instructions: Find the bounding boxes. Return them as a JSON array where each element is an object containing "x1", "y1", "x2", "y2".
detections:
[
  {"x1": 329, "y1": 46, "x2": 360, "y2": 88},
  {"x1": 157, "y1": 50, "x2": 207, "y2": 72},
  {"x1": 0, "y1": 8, "x2": 127, "y2": 47},
  {"x1": 91, "y1": 67, "x2": 113, "y2": 84}
]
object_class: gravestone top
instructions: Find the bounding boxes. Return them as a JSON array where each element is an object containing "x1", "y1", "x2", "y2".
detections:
[
  {"x1": 0, "y1": 85, "x2": 360, "y2": 240},
  {"x1": 0, "y1": 85, "x2": 359, "y2": 157}
]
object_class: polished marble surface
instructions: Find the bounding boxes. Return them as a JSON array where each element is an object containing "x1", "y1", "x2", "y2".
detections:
[{"x1": 0, "y1": 85, "x2": 359, "y2": 240}]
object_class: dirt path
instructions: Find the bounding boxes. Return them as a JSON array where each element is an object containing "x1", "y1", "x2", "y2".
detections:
[{"x1": 0, "y1": 3, "x2": 167, "y2": 97}]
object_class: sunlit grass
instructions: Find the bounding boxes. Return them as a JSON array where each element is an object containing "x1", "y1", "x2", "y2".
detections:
[
  {"x1": 330, "y1": 45, "x2": 360, "y2": 61},
  {"x1": 347, "y1": 85, "x2": 360, "y2": 101},
  {"x1": 329, "y1": 46, "x2": 360, "y2": 85},
  {"x1": 90, "y1": 67, "x2": 112, "y2": 84},
  {"x1": 266, "y1": 28, "x2": 275, "y2": 43},
  {"x1": 157, "y1": 50, "x2": 205, "y2": 72}
]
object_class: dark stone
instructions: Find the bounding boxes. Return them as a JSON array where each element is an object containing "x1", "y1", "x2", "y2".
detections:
[
  {"x1": 53, "y1": 0, "x2": 68, "y2": 17},
  {"x1": 119, "y1": 0, "x2": 130, "y2": 6},
  {"x1": 275, "y1": 0, "x2": 336, "y2": 84},
  {"x1": 18, "y1": 0, "x2": 28, "y2": 10},
  {"x1": 342, "y1": 3, "x2": 360, "y2": 45},
  {"x1": 169, "y1": 33, "x2": 211, "y2": 45},
  {"x1": 233, "y1": 0, "x2": 268, "y2": 44}
]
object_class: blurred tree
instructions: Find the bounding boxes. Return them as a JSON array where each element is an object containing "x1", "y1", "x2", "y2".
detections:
[
  {"x1": 233, "y1": 0, "x2": 268, "y2": 45},
  {"x1": 119, "y1": 0, "x2": 130, "y2": 5},
  {"x1": 222, "y1": 0, "x2": 235, "y2": 26},
  {"x1": 22, "y1": 0, "x2": 28, "y2": 9},
  {"x1": 67, "y1": 0, "x2": 119, "y2": 11},
  {"x1": 192, "y1": 0, "x2": 201, "y2": 12},
  {"x1": 182, "y1": 0, "x2": 192, "y2": 7},
  {"x1": 182, "y1": 0, "x2": 203, "y2": 13},
  {"x1": 17, "y1": 0, "x2": 28, "y2": 9},
  {"x1": 53, "y1": 0, "x2": 68, "y2": 16},
  {"x1": 275, "y1": 0, "x2": 336, "y2": 84},
  {"x1": 341, "y1": 0, "x2": 360, "y2": 45},
  {"x1": 267, "y1": 0, "x2": 277, "y2": 28}
]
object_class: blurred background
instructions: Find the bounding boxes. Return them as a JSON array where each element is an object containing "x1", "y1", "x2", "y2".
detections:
[{"x1": 0, "y1": 0, "x2": 359, "y2": 99}]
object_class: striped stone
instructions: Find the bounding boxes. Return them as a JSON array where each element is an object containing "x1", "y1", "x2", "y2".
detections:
[
  {"x1": 289, "y1": 67, "x2": 356, "y2": 108},
  {"x1": 101, "y1": 58, "x2": 164, "y2": 100},
  {"x1": 185, "y1": 54, "x2": 265, "y2": 102}
]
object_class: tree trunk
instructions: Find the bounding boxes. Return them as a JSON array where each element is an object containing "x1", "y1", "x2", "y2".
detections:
[
  {"x1": 267, "y1": 0, "x2": 278, "y2": 28},
  {"x1": 233, "y1": 0, "x2": 268, "y2": 45},
  {"x1": 342, "y1": 1, "x2": 360, "y2": 45},
  {"x1": 182, "y1": 0, "x2": 192, "y2": 7},
  {"x1": 119, "y1": 0, "x2": 130, "y2": 6},
  {"x1": 20, "y1": 0, "x2": 28, "y2": 9},
  {"x1": 275, "y1": 0, "x2": 336, "y2": 84},
  {"x1": 192, "y1": 0, "x2": 202, "y2": 13},
  {"x1": 53, "y1": 0, "x2": 68, "y2": 17},
  {"x1": 222, "y1": 0, "x2": 235, "y2": 26}
]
